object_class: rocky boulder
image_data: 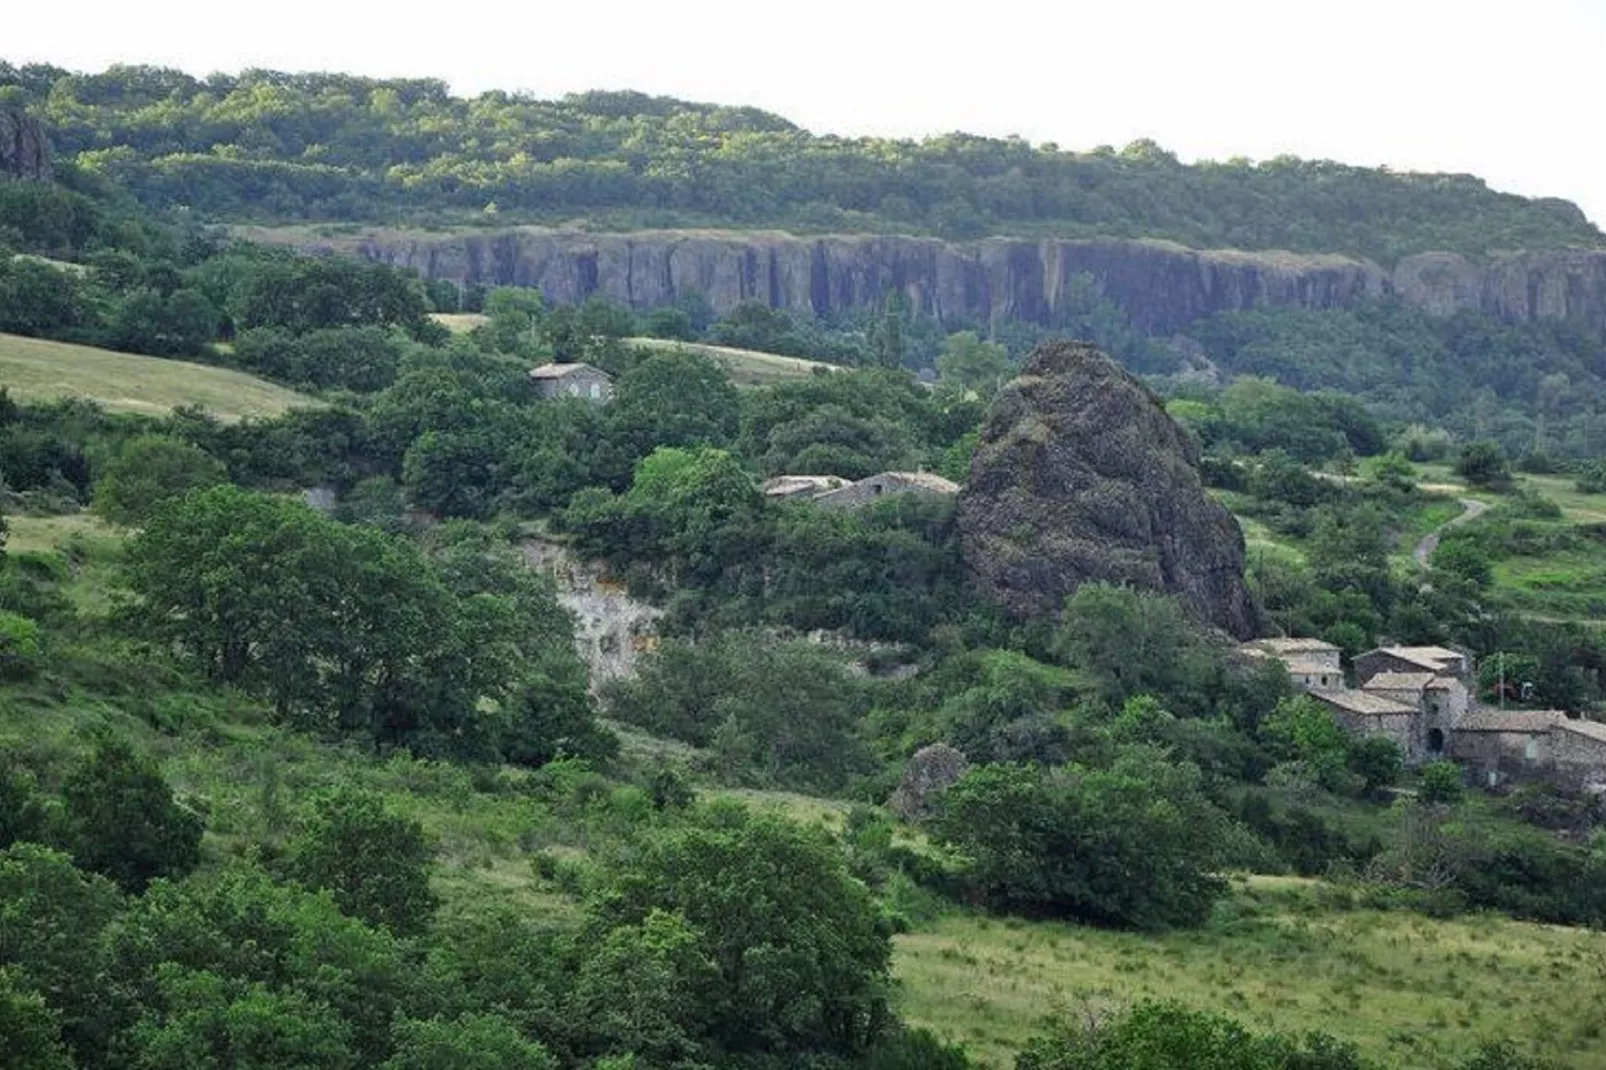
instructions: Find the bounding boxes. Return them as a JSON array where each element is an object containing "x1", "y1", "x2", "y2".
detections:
[
  {"x1": 886, "y1": 743, "x2": 969, "y2": 821},
  {"x1": 0, "y1": 106, "x2": 52, "y2": 183},
  {"x1": 957, "y1": 341, "x2": 1261, "y2": 638}
]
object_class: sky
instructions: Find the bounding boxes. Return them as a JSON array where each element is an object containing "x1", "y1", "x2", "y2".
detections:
[{"x1": 8, "y1": 0, "x2": 1605, "y2": 226}]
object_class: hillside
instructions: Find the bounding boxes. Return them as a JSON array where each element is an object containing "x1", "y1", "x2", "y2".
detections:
[
  {"x1": 0, "y1": 332, "x2": 316, "y2": 420},
  {"x1": 3, "y1": 63, "x2": 1601, "y2": 262}
]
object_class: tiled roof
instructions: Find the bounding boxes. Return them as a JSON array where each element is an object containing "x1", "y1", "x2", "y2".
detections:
[
  {"x1": 1283, "y1": 660, "x2": 1343, "y2": 676},
  {"x1": 1455, "y1": 710, "x2": 1568, "y2": 733},
  {"x1": 529, "y1": 362, "x2": 609, "y2": 380},
  {"x1": 1364, "y1": 646, "x2": 1463, "y2": 672},
  {"x1": 1254, "y1": 637, "x2": 1342, "y2": 655},
  {"x1": 1312, "y1": 690, "x2": 1416, "y2": 716},
  {"x1": 1557, "y1": 718, "x2": 1606, "y2": 745},
  {"x1": 1363, "y1": 672, "x2": 1436, "y2": 692}
]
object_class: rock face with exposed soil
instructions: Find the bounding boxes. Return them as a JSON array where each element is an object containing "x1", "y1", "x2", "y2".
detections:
[
  {"x1": 957, "y1": 340, "x2": 1262, "y2": 638},
  {"x1": 0, "y1": 106, "x2": 52, "y2": 183}
]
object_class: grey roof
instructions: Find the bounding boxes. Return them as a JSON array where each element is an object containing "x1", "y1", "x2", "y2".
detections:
[
  {"x1": 1557, "y1": 718, "x2": 1606, "y2": 745},
  {"x1": 529, "y1": 362, "x2": 610, "y2": 380},
  {"x1": 1252, "y1": 637, "x2": 1343, "y2": 655},
  {"x1": 1455, "y1": 710, "x2": 1569, "y2": 733},
  {"x1": 1362, "y1": 672, "x2": 1437, "y2": 693},
  {"x1": 1364, "y1": 646, "x2": 1464, "y2": 672},
  {"x1": 1312, "y1": 690, "x2": 1416, "y2": 716}
]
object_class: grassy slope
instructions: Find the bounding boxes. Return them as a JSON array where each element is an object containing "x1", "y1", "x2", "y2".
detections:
[
  {"x1": 0, "y1": 332, "x2": 314, "y2": 421},
  {"x1": 6, "y1": 520, "x2": 1605, "y2": 1069},
  {"x1": 896, "y1": 878, "x2": 1606, "y2": 1069},
  {"x1": 623, "y1": 337, "x2": 844, "y2": 386}
]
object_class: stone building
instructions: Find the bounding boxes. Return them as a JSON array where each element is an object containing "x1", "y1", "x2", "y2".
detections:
[
  {"x1": 529, "y1": 362, "x2": 614, "y2": 402},
  {"x1": 1354, "y1": 645, "x2": 1469, "y2": 682},
  {"x1": 811, "y1": 471, "x2": 961, "y2": 509},
  {"x1": 760, "y1": 475, "x2": 850, "y2": 500},
  {"x1": 1244, "y1": 635, "x2": 1606, "y2": 792}
]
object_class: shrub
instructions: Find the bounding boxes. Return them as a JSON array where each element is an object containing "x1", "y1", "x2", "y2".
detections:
[{"x1": 0, "y1": 611, "x2": 41, "y2": 680}]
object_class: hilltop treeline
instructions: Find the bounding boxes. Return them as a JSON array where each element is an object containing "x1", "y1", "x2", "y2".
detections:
[{"x1": 1, "y1": 63, "x2": 1600, "y2": 261}]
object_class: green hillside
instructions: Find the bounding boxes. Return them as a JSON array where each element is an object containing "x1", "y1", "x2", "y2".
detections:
[
  {"x1": 4, "y1": 62, "x2": 1600, "y2": 260},
  {"x1": 0, "y1": 332, "x2": 315, "y2": 421}
]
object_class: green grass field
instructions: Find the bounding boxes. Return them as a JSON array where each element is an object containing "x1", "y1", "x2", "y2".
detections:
[
  {"x1": 624, "y1": 337, "x2": 844, "y2": 386},
  {"x1": 0, "y1": 332, "x2": 315, "y2": 422},
  {"x1": 894, "y1": 877, "x2": 1606, "y2": 1069}
]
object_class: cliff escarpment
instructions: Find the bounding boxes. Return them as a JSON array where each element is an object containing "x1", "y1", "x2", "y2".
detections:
[{"x1": 262, "y1": 225, "x2": 1606, "y2": 338}]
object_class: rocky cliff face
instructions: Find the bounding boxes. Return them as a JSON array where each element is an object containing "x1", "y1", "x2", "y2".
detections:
[
  {"x1": 957, "y1": 341, "x2": 1262, "y2": 639},
  {"x1": 0, "y1": 106, "x2": 52, "y2": 183},
  {"x1": 270, "y1": 224, "x2": 1606, "y2": 338}
]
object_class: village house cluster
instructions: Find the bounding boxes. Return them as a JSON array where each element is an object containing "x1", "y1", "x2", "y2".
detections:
[{"x1": 1241, "y1": 638, "x2": 1606, "y2": 792}]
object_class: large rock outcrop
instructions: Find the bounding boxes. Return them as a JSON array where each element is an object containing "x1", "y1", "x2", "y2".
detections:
[
  {"x1": 0, "y1": 106, "x2": 52, "y2": 183},
  {"x1": 255, "y1": 224, "x2": 1606, "y2": 340},
  {"x1": 957, "y1": 341, "x2": 1261, "y2": 638}
]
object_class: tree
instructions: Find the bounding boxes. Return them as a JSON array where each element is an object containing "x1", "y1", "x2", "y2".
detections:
[
  {"x1": 1419, "y1": 760, "x2": 1465, "y2": 805},
  {"x1": 285, "y1": 789, "x2": 438, "y2": 935},
  {"x1": 591, "y1": 805, "x2": 891, "y2": 1056},
  {"x1": 382, "y1": 1013, "x2": 557, "y2": 1070},
  {"x1": 0, "y1": 762, "x2": 48, "y2": 850},
  {"x1": 127, "y1": 967, "x2": 356, "y2": 1070},
  {"x1": 1456, "y1": 440, "x2": 1512, "y2": 490},
  {"x1": 1055, "y1": 584, "x2": 1208, "y2": 708},
  {"x1": 0, "y1": 844, "x2": 124, "y2": 1063},
  {"x1": 63, "y1": 737, "x2": 203, "y2": 893},
  {"x1": 607, "y1": 351, "x2": 741, "y2": 457},
  {"x1": 92, "y1": 435, "x2": 227, "y2": 526},
  {"x1": 937, "y1": 331, "x2": 1011, "y2": 395},
  {"x1": 0, "y1": 968, "x2": 74, "y2": 1070},
  {"x1": 932, "y1": 753, "x2": 1233, "y2": 929}
]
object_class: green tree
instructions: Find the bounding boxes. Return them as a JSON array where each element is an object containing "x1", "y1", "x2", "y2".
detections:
[
  {"x1": 0, "y1": 844, "x2": 124, "y2": 1063},
  {"x1": 0, "y1": 763, "x2": 48, "y2": 850},
  {"x1": 0, "y1": 968, "x2": 74, "y2": 1070},
  {"x1": 127, "y1": 966, "x2": 356, "y2": 1070},
  {"x1": 932, "y1": 754, "x2": 1233, "y2": 929},
  {"x1": 1456, "y1": 440, "x2": 1512, "y2": 490},
  {"x1": 284, "y1": 788, "x2": 439, "y2": 935},
  {"x1": 608, "y1": 351, "x2": 741, "y2": 456},
  {"x1": 1419, "y1": 760, "x2": 1465, "y2": 805},
  {"x1": 92, "y1": 434, "x2": 227, "y2": 526},
  {"x1": 936, "y1": 331, "x2": 1011, "y2": 395},
  {"x1": 568, "y1": 910, "x2": 716, "y2": 1065},
  {"x1": 382, "y1": 1013, "x2": 557, "y2": 1070},
  {"x1": 63, "y1": 737, "x2": 203, "y2": 893},
  {"x1": 1055, "y1": 584, "x2": 1208, "y2": 708},
  {"x1": 591, "y1": 805, "x2": 891, "y2": 1056}
]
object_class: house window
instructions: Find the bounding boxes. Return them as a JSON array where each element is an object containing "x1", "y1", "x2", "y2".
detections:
[
  {"x1": 1427, "y1": 728, "x2": 1445, "y2": 753},
  {"x1": 1524, "y1": 737, "x2": 1539, "y2": 761},
  {"x1": 590, "y1": 382, "x2": 601, "y2": 399}
]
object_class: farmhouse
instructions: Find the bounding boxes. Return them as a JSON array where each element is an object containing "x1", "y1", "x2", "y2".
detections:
[
  {"x1": 529, "y1": 362, "x2": 613, "y2": 402},
  {"x1": 812, "y1": 471, "x2": 961, "y2": 509},
  {"x1": 1239, "y1": 637, "x2": 1606, "y2": 789}
]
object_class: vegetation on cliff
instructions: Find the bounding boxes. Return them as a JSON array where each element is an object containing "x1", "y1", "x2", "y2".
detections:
[{"x1": 2, "y1": 63, "x2": 1601, "y2": 261}]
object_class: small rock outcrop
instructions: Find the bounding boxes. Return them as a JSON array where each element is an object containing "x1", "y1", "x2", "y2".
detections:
[
  {"x1": 0, "y1": 106, "x2": 52, "y2": 183},
  {"x1": 887, "y1": 744, "x2": 969, "y2": 821},
  {"x1": 957, "y1": 341, "x2": 1261, "y2": 639}
]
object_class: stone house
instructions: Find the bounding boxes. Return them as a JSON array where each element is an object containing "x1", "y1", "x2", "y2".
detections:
[
  {"x1": 811, "y1": 471, "x2": 961, "y2": 509},
  {"x1": 1310, "y1": 689, "x2": 1419, "y2": 755},
  {"x1": 529, "y1": 362, "x2": 614, "y2": 402},
  {"x1": 1239, "y1": 638, "x2": 1343, "y2": 690},
  {"x1": 1354, "y1": 645, "x2": 1470, "y2": 682},
  {"x1": 1359, "y1": 671, "x2": 1470, "y2": 761}
]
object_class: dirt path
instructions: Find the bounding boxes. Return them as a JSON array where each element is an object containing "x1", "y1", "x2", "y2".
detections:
[{"x1": 1413, "y1": 497, "x2": 1490, "y2": 568}]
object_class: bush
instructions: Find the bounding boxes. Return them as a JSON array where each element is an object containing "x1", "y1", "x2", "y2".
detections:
[
  {"x1": 284, "y1": 788, "x2": 439, "y2": 935},
  {"x1": 92, "y1": 434, "x2": 227, "y2": 526},
  {"x1": 0, "y1": 610, "x2": 41, "y2": 680},
  {"x1": 1418, "y1": 760, "x2": 1466, "y2": 805},
  {"x1": 63, "y1": 737, "x2": 203, "y2": 893}
]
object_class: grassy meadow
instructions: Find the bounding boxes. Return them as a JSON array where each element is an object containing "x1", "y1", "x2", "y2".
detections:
[
  {"x1": 0, "y1": 332, "x2": 315, "y2": 421},
  {"x1": 894, "y1": 878, "x2": 1606, "y2": 1069},
  {"x1": 624, "y1": 336, "x2": 844, "y2": 386}
]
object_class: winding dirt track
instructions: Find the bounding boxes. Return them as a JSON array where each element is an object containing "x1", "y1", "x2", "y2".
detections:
[{"x1": 1413, "y1": 498, "x2": 1490, "y2": 568}]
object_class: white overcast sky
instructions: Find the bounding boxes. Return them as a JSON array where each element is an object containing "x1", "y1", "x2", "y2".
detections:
[{"x1": 9, "y1": 0, "x2": 1605, "y2": 228}]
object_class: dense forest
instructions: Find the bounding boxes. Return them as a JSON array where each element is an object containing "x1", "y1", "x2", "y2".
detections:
[
  {"x1": 4, "y1": 61, "x2": 1606, "y2": 1070},
  {"x1": 1, "y1": 62, "x2": 1602, "y2": 261}
]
